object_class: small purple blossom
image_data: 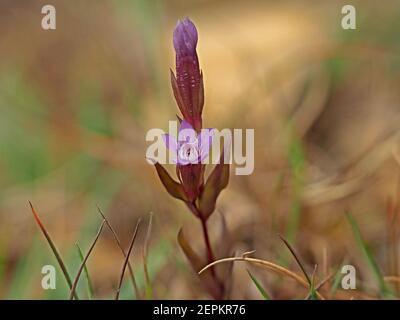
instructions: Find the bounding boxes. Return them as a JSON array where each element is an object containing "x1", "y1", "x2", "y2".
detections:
[{"x1": 163, "y1": 120, "x2": 215, "y2": 165}]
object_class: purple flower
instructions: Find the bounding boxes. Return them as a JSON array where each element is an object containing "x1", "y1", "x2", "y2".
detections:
[
  {"x1": 171, "y1": 18, "x2": 204, "y2": 132},
  {"x1": 155, "y1": 17, "x2": 229, "y2": 206},
  {"x1": 163, "y1": 120, "x2": 215, "y2": 165}
]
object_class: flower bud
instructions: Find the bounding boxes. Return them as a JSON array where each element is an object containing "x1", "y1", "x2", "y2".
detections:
[{"x1": 171, "y1": 18, "x2": 204, "y2": 132}]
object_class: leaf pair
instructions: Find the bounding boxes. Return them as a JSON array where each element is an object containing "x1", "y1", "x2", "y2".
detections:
[
  {"x1": 198, "y1": 151, "x2": 230, "y2": 220},
  {"x1": 153, "y1": 149, "x2": 229, "y2": 220}
]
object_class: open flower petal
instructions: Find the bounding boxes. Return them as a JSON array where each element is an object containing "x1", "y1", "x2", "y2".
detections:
[
  {"x1": 162, "y1": 133, "x2": 178, "y2": 152},
  {"x1": 179, "y1": 119, "x2": 194, "y2": 133},
  {"x1": 178, "y1": 120, "x2": 197, "y2": 144}
]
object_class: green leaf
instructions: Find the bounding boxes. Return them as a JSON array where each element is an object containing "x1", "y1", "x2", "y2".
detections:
[
  {"x1": 154, "y1": 163, "x2": 187, "y2": 201},
  {"x1": 199, "y1": 151, "x2": 229, "y2": 220},
  {"x1": 247, "y1": 269, "x2": 270, "y2": 300}
]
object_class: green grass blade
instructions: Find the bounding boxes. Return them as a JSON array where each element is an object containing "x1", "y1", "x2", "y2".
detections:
[
  {"x1": 346, "y1": 212, "x2": 392, "y2": 297},
  {"x1": 330, "y1": 265, "x2": 344, "y2": 297},
  {"x1": 246, "y1": 269, "x2": 270, "y2": 300},
  {"x1": 306, "y1": 265, "x2": 318, "y2": 300},
  {"x1": 76, "y1": 243, "x2": 94, "y2": 299},
  {"x1": 69, "y1": 220, "x2": 105, "y2": 300}
]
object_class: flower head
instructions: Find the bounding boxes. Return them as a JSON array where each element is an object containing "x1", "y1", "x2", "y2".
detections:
[
  {"x1": 154, "y1": 17, "x2": 229, "y2": 208},
  {"x1": 163, "y1": 120, "x2": 215, "y2": 165}
]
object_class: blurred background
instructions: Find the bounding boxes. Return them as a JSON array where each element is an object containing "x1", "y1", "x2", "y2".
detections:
[{"x1": 0, "y1": 0, "x2": 400, "y2": 299}]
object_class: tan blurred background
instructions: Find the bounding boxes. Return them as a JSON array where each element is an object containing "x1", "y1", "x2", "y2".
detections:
[{"x1": 0, "y1": 0, "x2": 400, "y2": 299}]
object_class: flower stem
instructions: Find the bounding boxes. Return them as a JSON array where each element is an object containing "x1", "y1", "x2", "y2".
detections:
[
  {"x1": 186, "y1": 202, "x2": 225, "y2": 299},
  {"x1": 198, "y1": 208, "x2": 224, "y2": 299},
  {"x1": 200, "y1": 216, "x2": 216, "y2": 269}
]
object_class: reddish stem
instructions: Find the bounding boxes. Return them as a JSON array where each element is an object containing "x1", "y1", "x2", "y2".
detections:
[
  {"x1": 200, "y1": 216, "x2": 224, "y2": 299},
  {"x1": 186, "y1": 202, "x2": 224, "y2": 299},
  {"x1": 200, "y1": 216, "x2": 216, "y2": 269}
]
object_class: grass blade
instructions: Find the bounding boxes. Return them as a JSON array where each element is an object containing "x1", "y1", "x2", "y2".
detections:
[
  {"x1": 142, "y1": 212, "x2": 153, "y2": 299},
  {"x1": 305, "y1": 264, "x2": 318, "y2": 300},
  {"x1": 279, "y1": 234, "x2": 311, "y2": 285},
  {"x1": 75, "y1": 243, "x2": 94, "y2": 299},
  {"x1": 346, "y1": 212, "x2": 392, "y2": 297},
  {"x1": 198, "y1": 255, "x2": 326, "y2": 299},
  {"x1": 115, "y1": 219, "x2": 141, "y2": 300},
  {"x1": 97, "y1": 206, "x2": 141, "y2": 299},
  {"x1": 69, "y1": 220, "x2": 105, "y2": 300},
  {"x1": 330, "y1": 263, "x2": 346, "y2": 297},
  {"x1": 29, "y1": 201, "x2": 79, "y2": 300},
  {"x1": 246, "y1": 269, "x2": 270, "y2": 300}
]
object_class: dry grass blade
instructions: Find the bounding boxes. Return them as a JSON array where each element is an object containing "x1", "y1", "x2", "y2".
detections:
[
  {"x1": 29, "y1": 201, "x2": 79, "y2": 300},
  {"x1": 315, "y1": 271, "x2": 335, "y2": 291},
  {"x1": 69, "y1": 220, "x2": 105, "y2": 300},
  {"x1": 279, "y1": 234, "x2": 311, "y2": 285},
  {"x1": 384, "y1": 276, "x2": 400, "y2": 283},
  {"x1": 142, "y1": 212, "x2": 153, "y2": 299},
  {"x1": 198, "y1": 256, "x2": 325, "y2": 300},
  {"x1": 97, "y1": 206, "x2": 141, "y2": 299},
  {"x1": 115, "y1": 219, "x2": 141, "y2": 300}
]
